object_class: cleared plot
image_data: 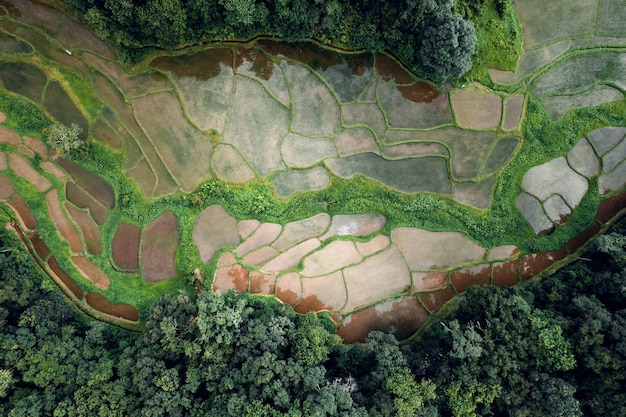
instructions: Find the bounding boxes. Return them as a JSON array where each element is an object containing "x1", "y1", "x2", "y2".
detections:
[
  {"x1": 222, "y1": 76, "x2": 288, "y2": 176},
  {"x1": 338, "y1": 296, "x2": 429, "y2": 343},
  {"x1": 512, "y1": 0, "x2": 598, "y2": 50},
  {"x1": 599, "y1": 159, "x2": 626, "y2": 194},
  {"x1": 440, "y1": 129, "x2": 498, "y2": 181},
  {"x1": 533, "y1": 52, "x2": 626, "y2": 97},
  {"x1": 0, "y1": 126, "x2": 21, "y2": 146},
  {"x1": 0, "y1": 32, "x2": 32, "y2": 54},
  {"x1": 317, "y1": 56, "x2": 374, "y2": 103},
  {"x1": 281, "y1": 133, "x2": 336, "y2": 168},
  {"x1": 141, "y1": 211, "x2": 179, "y2": 282},
  {"x1": 83, "y1": 53, "x2": 172, "y2": 98},
  {"x1": 192, "y1": 204, "x2": 240, "y2": 263},
  {"x1": 382, "y1": 142, "x2": 448, "y2": 159},
  {"x1": 502, "y1": 94, "x2": 524, "y2": 131},
  {"x1": 153, "y1": 49, "x2": 234, "y2": 132},
  {"x1": 92, "y1": 117, "x2": 122, "y2": 150},
  {"x1": 272, "y1": 213, "x2": 330, "y2": 251},
  {"x1": 378, "y1": 82, "x2": 452, "y2": 129},
  {"x1": 0, "y1": 174, "x2": 15, "y2": 199},
  {"x1": 515, "y1": 192, "x2": 554, "y2": 235},
  {"x1": 342, "y1": 246, "x2": 411, "y2": 313},
  {"x1": 451, "y1": 91, "x2": 502, "y2": 130},
  {"x1": 597, "y1": 0, "x2": 626, "y2": 37},
  {"x1": 451, "y1": 176, "x2": 496, "y2": 210},
  {"x1": 542, "y1": 86, "x2": 624, "y2": 121},
  {"x1": 301, "y1": 241, "x2": 363, "y2": 277},
  {"x1": 48, "y1": 256, "x2": 83, "y2": 300},
  {"x1": 46, "y1": 189, "x2": 82, "y2": 253},
  {"x1": 391, "y1": 228, "x2": 486, "y2": 270},
  {"x1": 375, "y1": 54, "x2": 414, "y2": 84},
  {"x1": 71, "y1": 256, "x2": 109, "y2": 289},
  {"x1": 8, "y1": 196, "x2": 38, "y2": 230},
  {"x1": 322, "y1": 213, "x2": 386, "y2": 240},
  {"x1": 85, "y1": 292, "x2": 139, "y2": 322},
  {"x1": 270, "y1": 167, "x2": 330, "y2": 197},
  {"x1": 601, "y1": 134, "x2": 626, "y2": 172},
  {"x1": 587, "y1": 126, "x2": 626, "y2": 155},
  {"x1": 522, "y1": 157, "x2": 588, "y2": 207},
  {"x1": 567, "y1": 138, "x2": 600, "y2": 178},
  {"x1": 132, "y1": 92, "x2": 213, "y2": 192},
  {"x1": 335, "y1": 127, "x2": 380, "y2": 157},
  {"x1": 66, "y1": 204, "x2": 102, "y2": 255},
  {"x1": 284, "y1": 63, "x2": 341, "y2": 137},
  {"x1": 55, "y1": 157, "x2": 115, "y2": 209},
  {"x1": 65, "y1": 182, "x2": 108, "y2": 225},
  {"x1": 211, "y1": 144, "x2": 255, "y2": 183},
  {"x1": 0, "y1": 61, "x2": 46, "y2": 102},
  {"x1": 481, "y1": 136, "x2": 520, "y2": 176},
  {"x1": 341, "y1": 102, "x2": 386, "y2": 140},
  {"x1": 127, "y1": 160, "x2": 157, "y2": 197},
  {"x1": 235, "y1": 48, "x2": 290, "y2": 106},
  {"x1": 489, "y1": 40, "x2": 572, "y2": 85},
  {"x1": 43, "y1": 81, "x2": 88, "y2": 138},
  {"x1": 451, "y1": 264, "x2": 491, "y2": 293},
  {"x1": 325, "y1": 153, "x2": 450, "y2": 194},
  {"x1": 297, "y1": 271, "x2": 347, "y2": 313},
  {"x1": 9, "y1": 153, "x2": 50, "y2": 192},
  {"x1": 418, "y1": 285, "x2": 455, "y2": 314},
  {"x1": 111, "y1": 222, "x2": 141, "y2": 271}
]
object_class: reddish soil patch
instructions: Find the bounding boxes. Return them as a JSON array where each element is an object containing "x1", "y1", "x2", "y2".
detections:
[
  {"x1": 71, "y1": 256, "x2": 109, "y2": 289},
  {"x1": 0, "y1": 174, "x2": 15, "y2": 199},
  {"x1": 22, "y1": 136, "x2": 48, "y2": 158},
  {"x1": 295, "y1": 294, "x2": 328, "y2": 314},
  {"x1": 276, "y1": 273, "x2": 302, "y2": 305},
  {"x1": 337, "y1": 297, "x2": 429, "y2": 343},
  {"x1": 418, "y1": 285, "x2": 455, "y2": 314},
  {"x1": 55, "y1": 157, "x2": 115, "y2": 209},
  {"x1": 451, "y1": 264, "x2": 492, "y2": 293},
  {"x1": 9, "y1": 196, "x2": 37, "y2": 230},
  {"x1": 397, "y1": 83, "x2": 441, "y2": 103},
  {"x1": 28, "y1": 232, "x2": 50, "y2": 260},
  {"x1": 520, "y1": 249, "x2": 567, "y2": 280},
  {"x1": 151, "y1": 48, "x2": 233, "y2": 80},
  {"x1": 492, "y1": 259, "x2": 520, "y2": 287},
  {"x1": 92, "y1": 117, "x2": 122, "y2": 149},
  {"x1": 85, "y1": 292, "x2": 139, "y2": 322},
  {"x1": 65, "y1": 181, "x2": 108, "y2": 225},
  {"x1": 45, "y1": 189, "x2": 82, "y2": 253},
  {"x1": 66, "y1": 204, "x2": 102, "y2": 255},
  {"x1": 235, "y1": 48, "x2": 275, "y2": 80},
  {"x1": 567, "y1": 221, "x2": 601, "y2": 253},
  {"x1": 249, "y1": 271, "x2": 275, "y2": 294},
  {"x1": 375, "y1": 54, "x2": 414, "y2": 84},
  {"x1": 48, "y1": 256, "x2": 83, "y2": 299},
  {"x1": 141, "y1": 211, "x2": 179, "y2": 282},
  {"x1": 0, "y1": 126, "x2": 20, "y2": 146},
  {"x1": 213, "y1": 266, "x2": 248, "y2": 293},
  {"x1": 18, "y1": 145, "x2": 34, "y2": 158},
  {"x1": 111, "y1": 222, "x2": 141, "y2": 271},
  {"x1": 412, "y1": 271, "x2": 448, "y2": 292},
  {"x1": 9, "y1": 153, "x2": 51, "y2": 192},
  {"x1": 597, "y1": 192, "x2": 626, "y2": 223}
]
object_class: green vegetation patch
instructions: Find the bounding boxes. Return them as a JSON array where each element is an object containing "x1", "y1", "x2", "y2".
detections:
[{"x1": 42, "y1": 81, "x2": 88, "y2": 139}]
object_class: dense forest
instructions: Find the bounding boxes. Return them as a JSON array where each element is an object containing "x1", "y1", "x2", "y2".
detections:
[
  {"x1": 55, "y1": 0, "x2": 481, "y2": 81},
  {"x1": 1, "y1": 216, "x2": 625, "y2": 416}
]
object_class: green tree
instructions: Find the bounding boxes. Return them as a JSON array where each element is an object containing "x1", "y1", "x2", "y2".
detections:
[
  {"x1": 415, "y1": 12, "x2": 477, "y2": 81},
  {"x1": 44, "y1": 123, "x2": 85, "y2": 154}
]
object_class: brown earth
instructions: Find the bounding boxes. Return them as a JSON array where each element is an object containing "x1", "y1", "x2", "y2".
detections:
[
  {"x1": 48, "y1": 255, "x2": 83, "y2": 299},
  {"x1": 66, "y1": 203, "x2": 102, "y2": 255},
  {"x1": 85, "y1": 292, "x2": 139, "y2": 322},
  {"x1": 8, "y1": 196, "x2": 38, "y2": 230},
  {"x1": 418, "y1": 285, "x2": 455, "y2": 314},
  {"x1": 55, "y1": 157, "x2": 115, "y2": 209},
  {"x1": 141, "y1": 211, "x2": 179, "y2": 282},
  {"x1": 28, "y1": 232, "x2": 50, "y2": 260},
  {"x1": 111, "y1": 222, "x2": 141, "y2": 271},
  {"x1": 71, "y1": 256, "x2": 110, "y2": 289}
]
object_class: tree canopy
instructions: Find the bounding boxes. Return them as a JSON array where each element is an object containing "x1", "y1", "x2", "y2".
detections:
[{"x1": 60, "y1": 0, "x2": 477, "y2": 81}]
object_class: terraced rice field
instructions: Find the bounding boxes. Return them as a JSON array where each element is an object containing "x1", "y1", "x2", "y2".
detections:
[{"x1": 0, "y1": 0, "x2": 625, "y2": 340}]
